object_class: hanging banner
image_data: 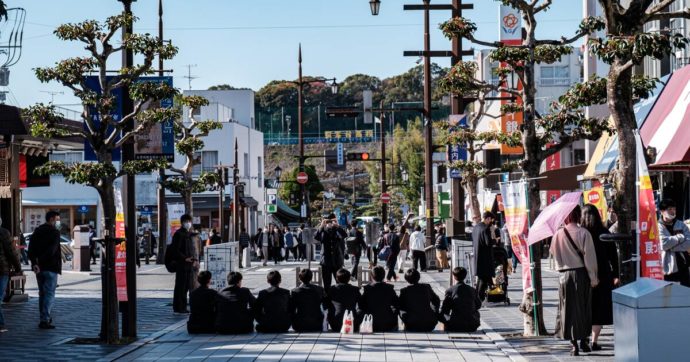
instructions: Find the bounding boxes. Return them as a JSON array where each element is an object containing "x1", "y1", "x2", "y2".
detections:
[
  {"x1": 499, "y1": 5, "x2": 524, "y2": 155},
  {"x1": 583, "y1": 187, "x2": 608, "y2": 222},
  {"x1": 134, "y1": 76, "x2": 175, "y2": 161},
  {"x1": 115, "y1": 187, "x2": 125, "y2": 239},
  {"x1": 115, "y1": 242, "x2": 128, "y2": 301},
  {"x1": 167, "y1": 204, "x2": 186, "y2": 245},
  {"x1": 635, "y1": 133, "x2": 663, "y2": 279},
  {"x1": 500, "y1": 180, "x2": 532, "y2": 291}
]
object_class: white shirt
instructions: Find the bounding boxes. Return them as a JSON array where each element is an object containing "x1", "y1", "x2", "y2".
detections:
[{"x1": 409, "y1": 231, "x2": 426, "y2": 251}]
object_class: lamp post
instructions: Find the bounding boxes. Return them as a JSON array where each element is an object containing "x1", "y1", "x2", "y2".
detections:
[
  {"x1": 370, "y1": 0, "x2": 381, "y2": 15},
  {"x1": 295, "y1": 44, "x2": 338, "y2": 225}
]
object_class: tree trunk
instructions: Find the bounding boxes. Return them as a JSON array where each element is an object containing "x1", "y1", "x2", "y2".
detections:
[
  {"x1": 98, "y1": 184, "x2": 119, "y2": 344},
  {"x1": 465, "y1": 175, "x2": 481, "y2": 221},
  {"x1": 608, "y1": 61, "x2": 637, "y2": 283},
  {"x1": 182, "y1": 188, "x2": 193, "y2": 217}
]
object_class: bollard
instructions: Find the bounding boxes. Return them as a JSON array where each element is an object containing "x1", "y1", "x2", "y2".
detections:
[
  {"x1": 296, "y1": 266, "x2": 323, "y2": 287},
  {"x1": 357, "y1": 265, "x2": 371, "y2": 288}
]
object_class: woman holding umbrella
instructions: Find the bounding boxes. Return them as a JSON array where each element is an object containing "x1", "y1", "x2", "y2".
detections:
[
  {"x1": 550, "y1": 205, "x2": 599, "y2": 356},
  {"x1": 581, "y1": 204, "x2": 619, "y2": 351}
]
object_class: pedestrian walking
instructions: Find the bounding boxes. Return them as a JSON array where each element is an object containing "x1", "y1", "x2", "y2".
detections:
[
  {"x1": 254, "y1": 270, "x2": 292, "y2": 333},
  {"x1": 399, "y1": 268, "x2": 440, "y2": 332},
  {"x1": 315, "y1": 214, "x2": 347, "y2": 290},
  {"x1": 87, "y1": 226, "x2": 97, "y2": 265},
  {"x1": 658, "y1": 199, "x2": 690, "y2": 287},
  {"x1": 397, "y1": 226, "x2": 410, "y2": 273},
  {"x1": 270, "y1": 226, "x2": 284, "y2": 264},
  {"x1": 440, "y1": 267, "x2": 481, "y2": 332},
  {"x1": 170, "y1": 214, "x2": 197, "y2": 314},
  {"x1": 283, "y1": 227, "x2": 296, "y2": 261},
  {"x1": 473, "y1": 212, "x2": 496, "y2": 302},
  {"x1": 0, "y1": 217, "x2": 22, "y2": 333},
  {"x1": 215, "y1": 272, "x2": 255, "y2": 334},
  {"x1": 325, "y1": 269, "x2": 361, "y2": 332},
  {"x1": 358, "y1": 266, "x2": 399, "y2": 332},
  {"x1": 346, "y1": 221, "x2": 367, "y2": 281},
  {"x1": 187, "y1": 271, "x2": 218, "y2": 334},
  {"x1": 582, "y1": 204, "x2": 619, "y2": 351},
  {"x1": 409, "y1": 225, "x2": 427, "y2": 271},
  {"x1": 208, "y1": 228, "x2": 221, "y2": 246},
  {"x1": 253, "y1": 228, "x2": 268, "y2": 266},
  {"x1": 434, "y1": 223, "x2": 449, "y2": 273},
  {"x1": 296, "y1": 224, "x2": 306, "y2": 261},
  {"x1": 384, "y1": 223, "x2": 401, "y2": 282},
  {"x1": 238, "y1": 228, "x2": 250, "y2": 268},
  {"x1": 27, "y1": 211, "x2": 62, "y2": 329},
  {"x1": 551, "y1": 205, "x2": 599, "y2": 356},
  {"x1": 290, "y1": 269, "x2": 327, "y2": 332}
]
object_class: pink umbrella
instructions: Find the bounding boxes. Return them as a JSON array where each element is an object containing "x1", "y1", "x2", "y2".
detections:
[{"x1": 527, "y1": 191, "x2": 582, "y2": 245}]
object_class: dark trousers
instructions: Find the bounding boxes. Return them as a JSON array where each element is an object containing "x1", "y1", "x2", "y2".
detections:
[
  {"x1": 386, "y1": 252, "x2": 399, "y2": 281},
  {"x1": 368, "y1": 246, "x2": 378, "y2": 265},
  {"x1": 350, "y1": 254, "x2": 361, "y2": 280},
  {"x1": 476, "y1": 276, "x2": 493, "y2": 302},
  {"x1": 271, "y1": 247, "x2": 281, "y2": 264},
  {"x1": 298, "y1": 244, "x2": 306, "y2": 260},
  {"x1": 322, "y1": 264, "x2": 339, "y2": 291},
  {"x1": 288, "y1": 247, "x2": 298, "y2": 261},
  {"x1": 411, "y1": 250, "x2": 427, "y2": 271},
  {"x1": 664, "y1": 267, "x2": 690, "y2": 287},
  {"x1": 89, "y1": 242, "x2": 97, "y2": 264},
  {"x1": 173, "y1": 268, "x2": 192, "y2": 312}
]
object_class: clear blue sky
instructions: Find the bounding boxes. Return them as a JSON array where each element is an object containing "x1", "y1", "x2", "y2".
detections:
[{"x1": 7, "y1": 0, "x2": 583, "y2": 109}]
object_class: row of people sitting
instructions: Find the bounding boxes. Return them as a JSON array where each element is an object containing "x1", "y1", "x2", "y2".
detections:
[{"x1": 187, "y1": 266, "x2": 481, "y2": 334}]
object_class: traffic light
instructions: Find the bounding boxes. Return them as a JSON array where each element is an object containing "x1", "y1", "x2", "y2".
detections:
[{"x1": 346, "y1": 152, "x2": 371, "y2": 161}]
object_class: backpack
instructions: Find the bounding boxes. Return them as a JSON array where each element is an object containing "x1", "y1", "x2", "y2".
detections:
[
  {"x1": 164, "y1": 243, "x2": 177, "y2": 273},
  {"x1": 345, "y1": 229, "x2": 359, "y2": 255}
]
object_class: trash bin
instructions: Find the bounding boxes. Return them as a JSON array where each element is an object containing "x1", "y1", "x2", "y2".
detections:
[
  {"x1": 72, "y1": 225, "x2": 92, "y2": 272},
  {"x1": 613, "y1": 278, "x2": 690, "y2": 362}
]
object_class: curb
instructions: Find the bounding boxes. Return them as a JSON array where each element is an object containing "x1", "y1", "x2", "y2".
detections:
[
  {"x1": 421, "y1": 272, "x2": 527, "y2": 362},
  {"x1": 97, "y1": 318, "x2": 188, "y2": 362}
]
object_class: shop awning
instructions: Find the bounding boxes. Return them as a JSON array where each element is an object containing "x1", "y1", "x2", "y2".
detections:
[
  {"x1": 538, "y1": 164, "x2": 588, "y2": 191},
  {"x1": 23, "y1": 198, "x2": 98, "y2": 206},
  {"x1": 583, "y1": 120, "x2": 616, "y2": 179},
  {"x1": 641, "y1": 66, "x2": 690, "y2": 166},
  {"x1": 241, "y1": 197, "x2": 259, "y2": 207}
]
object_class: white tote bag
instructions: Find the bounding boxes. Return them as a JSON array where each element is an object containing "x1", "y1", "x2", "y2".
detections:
[
  {"x1": 360, "y1": 314, "x2": 373, "y2": 334},
  {"x1": 340, "y1": 310, "x2": 354, "y2": 334}
]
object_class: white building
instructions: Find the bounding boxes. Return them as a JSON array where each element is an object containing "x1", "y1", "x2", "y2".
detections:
[{"x1": 21, "y1": 89, "x2": 264, "y2": 239}]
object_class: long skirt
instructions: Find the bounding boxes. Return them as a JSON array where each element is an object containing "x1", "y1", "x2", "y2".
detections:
[{"x1": 555, "y1": 268, "x2": 592, "y2": 341}]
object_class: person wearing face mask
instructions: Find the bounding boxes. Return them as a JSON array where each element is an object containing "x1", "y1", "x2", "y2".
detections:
[
  {"x1": 658, "y1": 199, "x2": 690, "y2": 287},
  {"x1": 28, "y1": 211, "x2": 62, "y2": 329},
  {"x1": 171, "y1": 214, "x2": 197, "y2": 313}
]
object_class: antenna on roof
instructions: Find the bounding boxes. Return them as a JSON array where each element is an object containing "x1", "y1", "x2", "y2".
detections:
[{"x1": 184, "y1": 64, "x2": 198, "y2": 90}]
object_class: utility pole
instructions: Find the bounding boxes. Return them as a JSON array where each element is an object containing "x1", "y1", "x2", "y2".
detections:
[
  {"x1": 298, "y1": 44, "x2": 307, "y2": 224},
  {"x1": 156, "y1": 0, "x2": 167, "y2": 264},
  {"x1": 233, "y1": 139, "x2": 240, "y2": 241},
  {"x1": 379, "y1": 101, "x2": 387, "y2": 224},
  {"x1": 422, "y1": 0, "x2": 434, "y2": 246},
  {"x1": 119, "y1": 0, "x2": 137, "y2": 339},
  {"x1": 218, "y1": 166, "x2": 226, "y2": 242}
]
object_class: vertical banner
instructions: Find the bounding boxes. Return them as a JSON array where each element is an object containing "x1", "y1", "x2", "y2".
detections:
[
  {"x1": 134, "y1": 76, "x2": 175, "y2": 161},
  {"x1": 499, "y1": 5, "x2": 524, "y2": 155},
  {"x1": 115, "y1": 243, "x2": 128, "y2": 301},
  {"x1": 635, "y1": 133, "x2": 663, "y2": 279},
  {"x1": 583, "y1": 187, "x2": 608, "y2": 222},
  {"x1": 500, "y1": 180, "x2": 532, "y2": 291},
  {"x1": 115, "y1": 187, "x2": 125, "y2": 239},
  {"x1": 167, "y1": 204, "x2": 185, "y2": 245}
]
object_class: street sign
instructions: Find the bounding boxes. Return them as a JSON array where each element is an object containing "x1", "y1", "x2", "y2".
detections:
[
  {"x1": 381, "y1": 193, "x2": 391, "y2": 204},
  {"x1": 337, "y1": 143, "x2": 344, "y2": 166},
  {"x1": 266, "y1": 204, "x2": 277, "y2": 213},
  {"x1": 77, "y1": 205, "x2": 89, "y2": 214},
  {"x1": 297, "y1": 172, "x2": 308, "y2": 184},
  {"x1": 450, "y1": 169, "x2": 462, "y2": 179},
  {"x1": 300, "y1": 203, "x2": 307, "y2": 217},
  {"x1": 266, "y1": 188, "x2": 277, "y2": 195},
  {"x1": 138, "y1": 206, "x2": 153, "y2": 215},
  {"x1": 326, "y1": 106, "x2": 360, "y2": 118},
  {"x1": 363, "y1": 90, "x2": 373, "y2": 124}
]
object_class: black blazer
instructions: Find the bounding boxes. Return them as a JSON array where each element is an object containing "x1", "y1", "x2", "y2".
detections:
[
  {"x1": 28, "y1": 223, "x2": 62, "y2": 274},
  {"x1": 358, "y1": 282, "x2": 399, "y2": 332},
  {"x1": 254, "y1": 286, "x2": 292, "y2": 333},
  {"x1": 326, "y1": 283, "x2": 361, "y2": 332},
  {"x1": 290, "y1": 283, "x2": 326, "y2": 332},
  {"x1": 215, "y1": 285, "x2": 256, "y2": 334},
  {"x1": 441, "y1": 283, "x2": 481, "y2": 332},
  {"x1": 399, "y1": 283, "x2": 440, "y2": 332},
  {"x1": 187, "y1": 286, "x2": 218, "y2": 334},
  {"x1": 473, "y1": 223, "x2": 495, "y2": 279}
]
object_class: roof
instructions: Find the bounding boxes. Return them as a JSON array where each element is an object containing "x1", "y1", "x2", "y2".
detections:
[{"x1": 0, "y1": 104, "x2": 26, "y2": 135}]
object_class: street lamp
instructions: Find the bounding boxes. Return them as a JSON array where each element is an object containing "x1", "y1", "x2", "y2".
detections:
[
  {"x1": 370, "y1": 0, "x2": 381, "y2": 15},
  {"x1": 274, "y1": 165, "x2": 283, "y2": 180},
  {"x1": 330, "y1": 79, "x2": 340, "y2": 94}
]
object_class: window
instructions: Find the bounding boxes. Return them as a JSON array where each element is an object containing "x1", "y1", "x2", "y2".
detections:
[
  {"x1": 192, "y1": 151, "x2": 218, "y2": 176},
  {"x1": 540, "y1": 66, "x2": 570, "y2": 86},
  {"x1": 573, "y1": 149, "x2": 586, "y2": 166},
  {"x1": 191, "y1": 106, "x2": 201, "y2": 117},
  {"x1": 50, "y1": 152, "x2": 82, "y2": 164},
  {"x1": 244, "y1": 153, "x2": 249, "y2": 178},
  {"x1": 257, "y1": 157, "x2": 263, "y2": 187}
]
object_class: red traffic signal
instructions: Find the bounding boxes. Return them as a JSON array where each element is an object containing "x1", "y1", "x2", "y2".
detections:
[{"x1": 346, "y1": 152, "x2": 371, "y2": 161}]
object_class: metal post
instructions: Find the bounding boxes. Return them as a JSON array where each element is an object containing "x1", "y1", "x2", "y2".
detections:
[
  {"x1": 422, "y1": 0, "x2": 435, "y2": 245},
  {"x1": 156, "y1": 0, "x2": 167, "y2": 264},
  {"x1": 380, "y1": 101, "x2": 387, "y2": 224},
  {"x1": 120, "y1": 0, "x2": 137, "y2": 339},
  {"x1": 218, "y1": 167, "x2": 224, "y2": 241},
  {"x1": 233, "y1": 139, "x2": 240, "y2": 241},
  {"x1": 298, "y1": 44, "x2": 307, "y2": 225}
]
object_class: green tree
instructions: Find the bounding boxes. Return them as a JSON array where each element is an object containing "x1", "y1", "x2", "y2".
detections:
[
  {"x1": 277, "y1": 165, "x2": 324, "y2": 218},
  {"x1": 390, "y1": 120, "x2": 425, "y2": 207},
  {"x1": 207, "y1": 84, "x2": 236, "y2": 90},
  {"x1": 381, "y1": 63, "x2": 448, "y2": 105},
  {"x1": 24, "y1": 13, "x2": 178, "y2": 343},
  {"x1": 338, "y1": 73, "x2": 383, "y2": 105},
  {"x1": 163, "y1": 96, "x2": 222, "y2": 215}
]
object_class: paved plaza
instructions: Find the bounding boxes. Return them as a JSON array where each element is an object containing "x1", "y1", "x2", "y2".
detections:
[{"x1": 0, "y1": 259, "x2": 615, "y2": 361}]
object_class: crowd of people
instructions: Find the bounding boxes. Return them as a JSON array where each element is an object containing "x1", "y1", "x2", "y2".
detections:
[{"x1": 186, "y1": 266, "x2": 480, "y2": 335}]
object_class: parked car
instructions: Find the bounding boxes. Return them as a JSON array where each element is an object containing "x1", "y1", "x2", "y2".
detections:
[{"x1": 23, "y1": 232, "x2": 74, "y2": 262}]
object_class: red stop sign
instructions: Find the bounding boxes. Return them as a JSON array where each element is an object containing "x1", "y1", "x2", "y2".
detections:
[
  {"x1": 297, "y1": 172, "x2": 309, "y2": 184},
  {"x1": 381, "y1": 193, "x2": 391, "y2": 204}
]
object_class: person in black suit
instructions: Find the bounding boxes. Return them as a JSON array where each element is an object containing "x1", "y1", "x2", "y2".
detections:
[
  {"x1": 254, "y1": 270, "x2": 292, "y2": 333},
  {"x1": 358, "y1": 266, "x2": 399, "y2": 332},
  {"x1": 399, "y1": 268, "x2": 440, "y2": 332},
  {"x1": 187, "y1": 271, "x2": 218, "y2": 334},
  {"x1": 171, "y1": 214, "x2": 197, "y2": 313},
  {"x1": 215, "y1": 272, "x2": 256, "y2": 334},
  {"x1": 473, "y1": 212, "x2": 496, "y2": 302},
  {"x1": 440, "y1": 267, "x2": 481, "y2": 333},
  {"x1": 316, "y1": 214, "x2": 347, "y2": 290},
  {"x1": 290, "y1": 269, "x2": 327, "y2": 332},
  {"x1": 326, "y1": 269, "x2": 361, "y2": 332}
]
